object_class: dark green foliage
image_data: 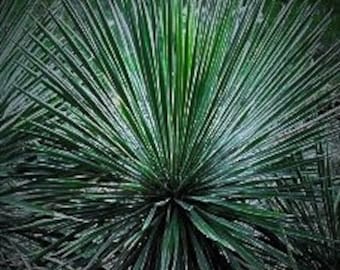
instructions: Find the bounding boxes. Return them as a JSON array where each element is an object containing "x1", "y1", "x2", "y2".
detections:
[
  {"x1": 269, "y1": 145, "x2": 340, "y2": 270},
  {"x1": 0, "y1": 0, "x2": 340, "y2": 269}
]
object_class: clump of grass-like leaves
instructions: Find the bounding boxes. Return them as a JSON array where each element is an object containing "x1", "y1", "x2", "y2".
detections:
[{"x1": 1, "y1": 0, "x2": 340, "y2": 269}]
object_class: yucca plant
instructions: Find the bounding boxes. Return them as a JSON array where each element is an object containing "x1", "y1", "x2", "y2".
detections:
[
  {"x1": 268, "y1": 144, "x2": 340, "y2": 269},
  {"x1": 0, "y1": 1, "x2": 38, "y2": 268},
  {"x1": 0, "y1": 1, "x2": 70, "y2": 269},
  {"x1": 1, "y1": 0, "x2": 340, "y2": 269}
]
